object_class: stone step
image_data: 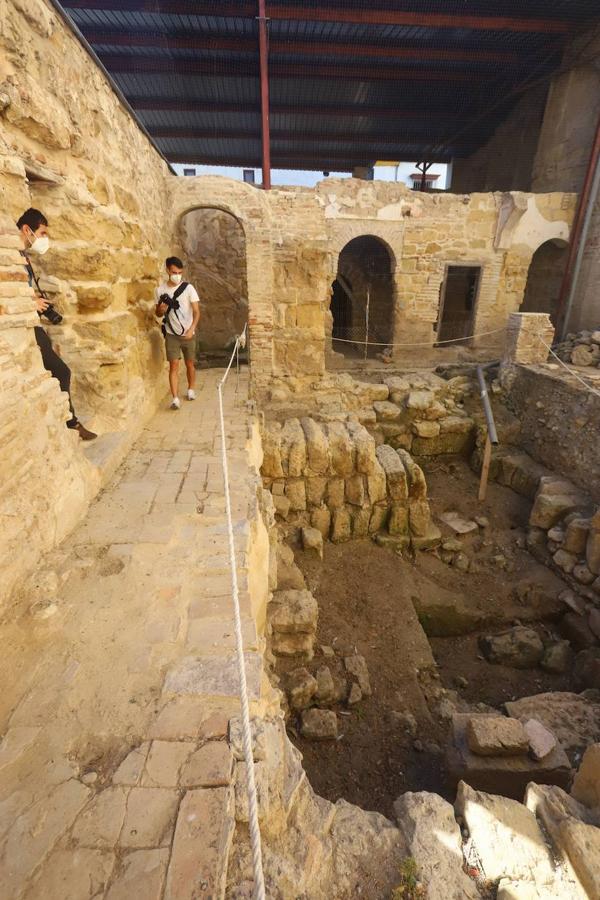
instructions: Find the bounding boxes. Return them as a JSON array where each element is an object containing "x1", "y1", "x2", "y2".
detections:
[{"x1": 526, "y1": 782, "x2": 600, "y2": 899}]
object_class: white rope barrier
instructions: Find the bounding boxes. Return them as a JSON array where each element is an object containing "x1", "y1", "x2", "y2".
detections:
[
  {"x1": 217, "y1": 325, "x2": 266, "y2": 900},
  {"x1": 538, "y1": 334, "x2": 600, "y2": 400},
  {"x1": 331, "y1": 326, "x2": 507, "y2": 348}
]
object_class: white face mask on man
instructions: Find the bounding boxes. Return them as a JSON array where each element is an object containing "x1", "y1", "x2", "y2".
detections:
[
  {"x1": 169, "y1": 272, "x2": 183, "y2": 285},
  {"x1": 28, "y1": 232, "x2": 50, "y2": 255}
]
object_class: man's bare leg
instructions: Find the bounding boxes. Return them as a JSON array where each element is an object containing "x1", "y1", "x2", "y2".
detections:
[{"x1": 169, "y1": 359, "x2": 180, "y2": 402}]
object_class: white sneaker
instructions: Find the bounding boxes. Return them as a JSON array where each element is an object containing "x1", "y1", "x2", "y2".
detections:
[
  {"x1": 187, "y1": 389, "x2": 196, "y2": 401},
  {"x1": 170, "y1": 396, "x2": 181, "y2": 410}
]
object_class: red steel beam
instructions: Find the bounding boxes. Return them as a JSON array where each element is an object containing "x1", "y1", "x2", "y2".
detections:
[
  {"x1": 64, "y1": 1, "x2": 572, "y2": 33},
  {"x1": 129, "y1": 98, "x2": 468, "y2": 120},
  {"x1": 82, "y1": 29, "x2": 525, "y2": 64},
  {"x1": 257, "y1": 0, "x2": 271, "y2": 190},
  {"x1": 148, "y1": 126, "x2": 471, "y2": 150},
  {"x1": 97, "y1": 53, "x2": 486, "y2": 82}
]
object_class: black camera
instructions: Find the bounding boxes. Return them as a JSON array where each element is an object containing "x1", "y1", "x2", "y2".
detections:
[
  {"x1": 160, "y1": 292, "x2": 180, "y2": 312},
  {"x1": 41, "y1": 303, "x2": 63, "y2": 326}
]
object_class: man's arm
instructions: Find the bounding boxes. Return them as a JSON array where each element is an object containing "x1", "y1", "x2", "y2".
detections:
[{"x1": 183, "y1": 301, "x2": 200, "y2": 340}]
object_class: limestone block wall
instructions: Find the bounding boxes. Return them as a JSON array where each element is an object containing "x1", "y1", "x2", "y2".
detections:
[
  {"x1": 261, "y1": 416, "x2": 441, "y2": 549},
  {"x1": 179, "y1": 208, "x2": 248, "y2": 351},
  {"x1": 0, "y1": 0, "x2": 172, "y2": 430}
]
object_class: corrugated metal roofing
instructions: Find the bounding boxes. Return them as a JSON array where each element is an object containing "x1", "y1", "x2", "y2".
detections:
[{"x1": 57, "y1": 0, "x2": 600, "y2": 171}]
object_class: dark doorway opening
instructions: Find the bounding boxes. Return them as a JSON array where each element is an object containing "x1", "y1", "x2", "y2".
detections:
[
  {"x1": 331, "y1": 236, "x2": 394, "y2": 358},
  {"x1": 521, "y1": 240, "x2": 568, "y2": 325},
  {"x1": 437, "y1": 265, "x2": 481, "y2": 344}
]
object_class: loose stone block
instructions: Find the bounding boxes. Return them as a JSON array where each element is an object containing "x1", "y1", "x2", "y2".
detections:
[
  {"x1": 179, "y1": 742, "x2": 234, "y2": 788},
  {"x1": 586, "y1": 527, "x2": 600, "y2": 576},
  {"x1": 479, "y1": 626, "x2": 544, "y2": 669},
  {"x1": 286, "y1": 667, "x2": 318, "y2": 710},
  {"x1": 564, "y1": 518, "x2": 590, "y2": 555},
  {"x1": 300, "y1": 709, "x2": 338, "y2": 740},
  {"x1": 344, "y1": 654, "x2": 372, "y2": 696},
  {"x1": 523, "y1": 719, "x2": 557, "y2": 761},
  {"x1": 315, "y1": 666, "x2": 335, "y2": 704},
  {"x1": 164, "y1": 788, "x2": 235, "y2": 900},
  {"x1": 269, "y1": 590, "x2": 318, "y2": 634},
  {"x1": 571, "y1": 743, "x2": 600, "y2": 808},
  {"x1": 466, "y1": 716, "x2": 529, "y2": 757},
  {"x1": 301, "y1": 525, "x2": 323, "y2": 559}
]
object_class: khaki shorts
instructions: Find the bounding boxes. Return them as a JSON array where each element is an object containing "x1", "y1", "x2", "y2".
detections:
[{"x1": 165, "y1": 331, "x2": 197, "y2": 362}]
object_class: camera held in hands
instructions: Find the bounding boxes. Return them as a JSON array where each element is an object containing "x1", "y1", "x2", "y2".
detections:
[
  {"x1": 41, "y1": 302, "x2": 63, "y2": 326},
  {"x1": 160, "y1": 292, "x2": 180, "y2": 313}
]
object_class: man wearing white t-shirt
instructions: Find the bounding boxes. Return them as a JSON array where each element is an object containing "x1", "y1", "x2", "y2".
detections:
[{"x1": 155, "y1": 256, "x2": 200, "y2": 409}]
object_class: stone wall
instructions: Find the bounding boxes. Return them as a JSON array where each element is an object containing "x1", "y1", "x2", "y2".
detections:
[
  {"x1": 501, "y1": 364, "x2": 600, "y2": 505},
  {"x1": 0, "y1": 0, "x2": 172, "y2": 600},
  {"x1": 179, "y1": 207, "x2": 247, "y2": 351},
  {"x1": 261, "y1": 416, "x2": 442, "y2": 550}
]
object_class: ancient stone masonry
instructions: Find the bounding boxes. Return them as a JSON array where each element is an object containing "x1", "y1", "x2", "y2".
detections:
[{"x1": 261, "y1": 415, "x2": 441, "y2": 550}]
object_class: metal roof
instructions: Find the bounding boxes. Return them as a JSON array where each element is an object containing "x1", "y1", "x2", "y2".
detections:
[{"x1": 56, "y1": 0, "x2": 600, "y2": 172}]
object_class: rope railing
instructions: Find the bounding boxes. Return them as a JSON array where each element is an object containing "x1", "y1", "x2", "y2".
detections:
[
  {"x1": 216, "y1": 325, "x2": 266, "y2": 900},
  {"x1": 331, "y1": 325, "x2": 507, "y2": 348},
  {"x1": 538, "y1": 334, "x2": 600, "y2": 400}
]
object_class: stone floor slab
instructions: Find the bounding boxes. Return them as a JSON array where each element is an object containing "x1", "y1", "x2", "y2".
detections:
[
  {"x1": 164, "y1": 653, "x2": 262, "y2": 700},
  {"x1": 105, "y1": 848, "x2": 170, "y2": 900}
]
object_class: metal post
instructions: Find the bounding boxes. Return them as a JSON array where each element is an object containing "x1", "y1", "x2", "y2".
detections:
[
  {"x1": 476, "y1": 366, "x2": 499, "y2": 502},
  {"x1": 257, "y1": 0, "x2": 271, "y2": 190},
  {"x1": 364, "y1": 287, "x2": 370, "y2": 360},
  {"x1": 556, "y1": 114, "x2": 600, "y2": 337}
]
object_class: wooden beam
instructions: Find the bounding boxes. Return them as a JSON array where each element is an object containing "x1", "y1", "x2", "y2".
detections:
[
  {"x1": 64, "y1": 1, "x2": 572, "y2": 33},
  {"x1": 82, "y1": 28, "x2": 525, "y2": 64},
  {"x1": 98, "y1": 53, "x2": 487, "y2": 82}
]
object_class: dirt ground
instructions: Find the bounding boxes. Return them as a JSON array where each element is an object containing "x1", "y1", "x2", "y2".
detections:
[{"x1": 281, "y1": 460, "x2": 573, "y2": 819}]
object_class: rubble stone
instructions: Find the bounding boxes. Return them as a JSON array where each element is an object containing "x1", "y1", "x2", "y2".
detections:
[
  {"x1": 286, "y1": 668, "x2": 318, "y2": 710},
  {"x1": 300, "y1": 709, "x2": 338, "y2": 741},
  {"x1": 479, "y1": 627, "x2": 544, "y2": 669},
  {"x1": 524, "y1": 719, "x2": 558, "y2": 760},
  {"x1": 344, "y1": 655, "x2": 372, "y2": 696},
  {"x1": 466, "y1": 716, "x2": 529, "y2": 757}
]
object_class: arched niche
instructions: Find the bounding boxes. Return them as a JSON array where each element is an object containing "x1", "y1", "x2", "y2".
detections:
[
  {"x1": 521, "y1": 238, "x2": 569, "y2": 325},
  {"x1": 330, "y1": 235, "x2": 395, "y2": 358}
]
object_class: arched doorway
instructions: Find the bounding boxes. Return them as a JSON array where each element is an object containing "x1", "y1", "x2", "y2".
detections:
[
  {"x1": 521, "y1": 239, "x2": 568, "y2": 325},
  {"x1": 330, "y1": 236, "x2": 394, "y2": 358},
  {"x1": 179, "y1": 208, "x2": 248, "y2": 361}
]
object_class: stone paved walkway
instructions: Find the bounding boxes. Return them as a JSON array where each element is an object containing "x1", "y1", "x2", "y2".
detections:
[{"x1": 0, "y1": 369, "x2": 268, "y2": 899}]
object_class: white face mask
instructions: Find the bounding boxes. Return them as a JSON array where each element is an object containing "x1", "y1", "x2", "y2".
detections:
[
  {"x1": 169, "y1": 272, "x2": 182, "y2": 285},
  {"x1": 29, "y1": 233, "x2": 50, "y2": 255}
]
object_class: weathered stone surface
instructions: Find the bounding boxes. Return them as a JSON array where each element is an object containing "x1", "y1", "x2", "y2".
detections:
[
  {"x1": 388, "y1": 502, "x2": 409, "y2": 536},
  {"x1": 553, "y1": 549, "x2": 578, "y2": 574},
  {"x1": 406, "y1": 390, "x2": 434, "y2": 411},
  {"x1": 280, "y1": 418, "x2": 307, "y2": 477},
  {"x1": 541, "y1": 641, "x2": 574, "y2": 674},
  {"x1": 375, "y1": 444, "x2": 408, "y2": 500},
  {"x1": 164, "y1": 654, "x2": 262, "y2": 701},
  {"x1": 285, "y1": 478, "x2": 307, "y2": 512},
  {"x1": 23, "y1": 849, "x2": 114, "y2": 900},
  {"x1": 106, "y1": 849, "x2": 169, "y2": 900},
  {"x1": 526, "y1": 783, "x2": 600, "y2": 900},
  {"x1": 396, "y1": 449, "x2": 427, "y2": 499},
  {"x1": 325, "y1": 422, "x2": 354, "y2": 477},
  {"x1": 228, "y1": 717, "x2": 266, "y2": 762},
  {"x1": 571, "y1": 743, "x2": 600, "y2": 809},
  {"x1": 506, "y1": 692, "x2": 600, "y2": 753},
  {"x1": 347, "y1": 682, "x2": 362, "y2": 705},
  {"x1": 113, "y1": 744, "x2": 150, "y2": 785},
  {"x1": 344, "y1": 654, "x2": 372, "y2": 696},
  {"x1": 589, "y1": 608, "x2": 600, "y2": 640},
  {"x1": 271, "y1": 632, "x2": 316, "y2": 658},
  {"x1": 72, "y1": 787, "x2": 128, "y2": 848},
  {"x1": 301, "y1": 526, "x2": 323, "y2": 559},
  {"x1": 573, "y1": 648, "x2": 600, "y2": 690},
  {"x1": 310, "y1": 506, "x2": 331, "y2": 540},
  {"x1": 287, "y1": 667, "x2": 318, "y2": 710},
  {"x1": 439, "y1": 511, "x2": 478, "y2": 534},
  {"x1": 179, "y1": 742, "x2": 234, "y2": 788},
  {"x1": 331, "y1": 507, "x2": 352, "y2": 543},
  {"x1": 466, "y1": 716, "x2": 529, "y2": 757},
  {"x1": 301, "y1": 709, "x2": 338, "y2": 740},
  {"x1": 561, "y1": 612, "x2": 597, "y2": 651},
  {"x1": 449, "y1": 714, "x2": 572, "y2": 799},
  {"x1": 412, "y1": 420, "x2": 440, "y2": 438},
  {"x1": 315, "y1": 666, "x2": 335, "y2": 704},
  {"x1": 301, "y1": 418, "x2": 329, "y2": 475},
  {"x1": 120, "y1": 788, "x2": 179, "y2": 849},
  {"x1": 587, "y1": 527, "x2": 600, "y2": 576},
  {"x1": 164, "y1": 787, "x2": 234, "y2": 900},
  {"x1": 393, "y1": 792, "x2": 479, "y2": 900},
  {"x1": 479, "y1": 627, "x2": 544, "y2": 669},
  {"x1": 373, "y1": 400, "x2": 401, "y2": 422},
  {"x1": 529, "y1": 477, "x2": 585, "y2": 530},
  {"x1": 345, "y1": 473, "x2": 366, "y2": 507},
  {"x1": 261, "y1": 423, "x2": 284, "y2": 478},
  {"x1": 269, "y1": 590, "x2": 318, "y2": 634},
  {"x1": 524, "y1": 719, "x2": 558, "y2": 761},
  {"x1": 456, "y1": 782, "x2": 556, "y2": 884},
  {"x1": 564, "y1": 518, "x2": 590, "y2": 555},
  {"x1": 306, "y1": 476, "x2": 327, "y2": 507},
  {"x1": 413, "y1": 590, "x2": 483, "y2": 637},
  {"x1": 142, "y1": 742, "x2": 194, "y2": 788}
]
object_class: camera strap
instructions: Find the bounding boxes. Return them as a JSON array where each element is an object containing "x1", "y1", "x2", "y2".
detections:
[
  {"x1": 164, "y1": 281, "x2": 189, "y2": 336},
  {"x1": 25, "y1": 258, "x2": 50, "y2": 319}
]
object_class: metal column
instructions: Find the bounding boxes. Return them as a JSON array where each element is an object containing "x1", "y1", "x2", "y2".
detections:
[{"x1": 257, "y1": 0, "x2": 271, "y2": 190}]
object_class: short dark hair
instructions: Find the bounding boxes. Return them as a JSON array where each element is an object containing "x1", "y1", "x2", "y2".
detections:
[
  {"x1": 16, "y1": 208, "x2": 48, "y2": 232},
  {"x1": 166, "y1": 256, "x2": 183, "y2": 269}
]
